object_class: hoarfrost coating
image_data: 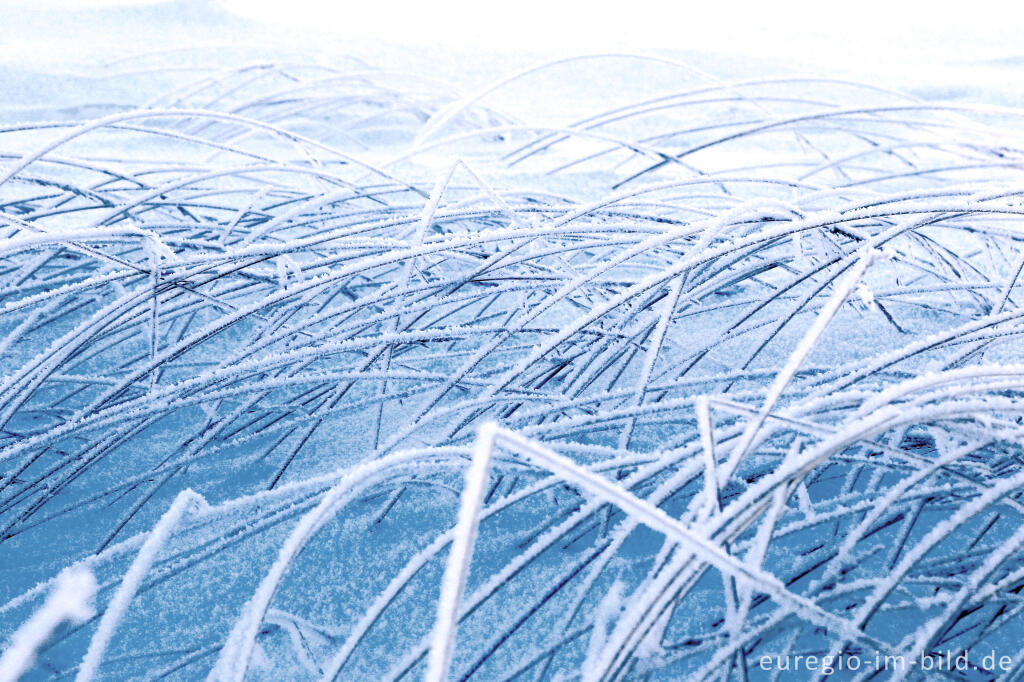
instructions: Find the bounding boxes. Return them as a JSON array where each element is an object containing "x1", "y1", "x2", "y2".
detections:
[{"x1": 3, "y1": 4, "x2": 1024, "y2": 681}]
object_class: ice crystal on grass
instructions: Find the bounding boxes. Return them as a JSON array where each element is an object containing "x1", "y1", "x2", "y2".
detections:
[{"x1": 3, "y1": 48, "x2": 1024, "y2": 681}]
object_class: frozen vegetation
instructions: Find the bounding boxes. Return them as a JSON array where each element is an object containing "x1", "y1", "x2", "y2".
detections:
[{"x1": 3, "y1": 20, "x2": 1024, "y2": 682}]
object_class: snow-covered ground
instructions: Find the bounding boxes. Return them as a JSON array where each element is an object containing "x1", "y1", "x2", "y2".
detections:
[{"x1": 3, "y1": 1, "x2": 1024, "y2": 680}]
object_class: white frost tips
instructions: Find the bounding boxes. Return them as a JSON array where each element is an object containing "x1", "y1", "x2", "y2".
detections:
[{"x1": 0, "y1": 568, "x2": 97, "y2": 682}]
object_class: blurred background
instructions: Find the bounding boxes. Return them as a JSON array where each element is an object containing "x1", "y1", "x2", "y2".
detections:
[{"x1": 1, "y1": 0, "x2": 1023, "y2": 91}]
